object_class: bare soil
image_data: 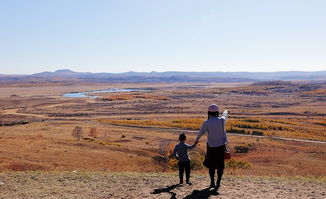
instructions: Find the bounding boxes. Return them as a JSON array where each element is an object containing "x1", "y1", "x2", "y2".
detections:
[{"x1": 0, "y1": 172, "x2": 325, "y2": 199}]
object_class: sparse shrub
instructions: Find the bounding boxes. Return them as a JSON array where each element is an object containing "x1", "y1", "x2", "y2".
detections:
[
  {"x1": 133, "y1": 94, "x2": 170, "y2": 100},
  {"x1": 243, "y1": 119, "x2": 260, "y2": 123},
  {"x1": 83, "y1": 137, "x2": 94, "y2": 141},
  {"x1": 132, "y1": 136, "x2": 145, "y2": 140},
  {"x1": 225, "y1": 159, "x2": 252, "y2": 169},
  {"x1": 72, "y1": 126, "x2": 83, "y2": 141},
  {"x1": 251, "y1": 130, "x2": 264, "y2": 136},
  {"x1": 247, "y1": 143, "x2": 255, "y2": 148},
  {"x1": 189, "y1": 151, "x2": 204, "y2": 170},
  {"x1": 8, "y1": 161, "x2": 45, "y2": 171},
  {"x1": 153, "y1": 155, "x2": 167, "y2": 162},
  {"x1": 234, "y1": 145, "x2": 250, "y2": 153},
  {"x1": 235, "y1": 123, "x2": 253, "y2": 129},
  {"x1": 313, "y1": 122, "x2": 326, "y2": 126},
  {"x1": 167, "y1": 158, "x2": 178, "y2": 170},
  {"x1": 0, "y1": 120, "x2": 29, "y2": 126},
  {"x1": 97, "y1": 118, "x2": 203, "y2": 130},
  {"x1": 165, "y1": 151, "x2": 204, "y2": 170},
  {"x1": 99, "y1": 94, "x2": 133, "y2": 101},
  {"x1": 228, "y1": 119, "x2": 290, "y2": 131},
  {"x1": 89, "y1": 127, "x2": 99, "y2": 138},
  {"x1": 158, "y1": 140, "x2": 175, "y2": 160},
  {"x1": 121, "y1": 135, "x2": 126, "y2": 138},
  {"x1": 98, "y1": 93, "x2": 170, "y2": 101},
  {"x1": 229, "y1": 127, "x2": 249, "y2": 135}
]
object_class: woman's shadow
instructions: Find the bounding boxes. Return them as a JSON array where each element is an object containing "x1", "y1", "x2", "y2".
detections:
[
  {"x1": 151, "y1": 185, "x2": 219, "y2": 199},
  {"x1": 183, "y1": 188, "x2": 219, "y2": 199}
]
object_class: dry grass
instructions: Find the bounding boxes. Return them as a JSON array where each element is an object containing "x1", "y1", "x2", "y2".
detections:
[
  {"x1": 98, "y1": 117, "x2": 326, "y2": 141},
  {"x1": 97, "y1": 118, "x2": 204, "y2": 130},
  {"x1": 0, "y1": 81, "x2": 325, "y2": 179},
  {"x1": 97, "y1": 93, "x2": 170, "y2": 101},
  {"x1": 0, "y1": 120, "x2": 325, "y2": 179}
]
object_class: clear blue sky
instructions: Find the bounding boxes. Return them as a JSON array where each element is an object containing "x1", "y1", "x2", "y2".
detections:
[{"x1": 0, "y1": 0, "x2": 325, "y2": 74}]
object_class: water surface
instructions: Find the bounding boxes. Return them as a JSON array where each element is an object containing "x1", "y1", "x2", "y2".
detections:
[{"x1": 63, "y1": 88, "x2": 142, "y2": 98}]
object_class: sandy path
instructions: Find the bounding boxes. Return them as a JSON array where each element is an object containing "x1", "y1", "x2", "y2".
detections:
[
  {"x1": 1, "y1": 108, "x2": 50, "y2": 118},
  {"x1": 0, "y1": 172, "x2": 324, "y2": 199},
  {"x1": 0, "y1": 102, "x2": 81, "y2": 119}
]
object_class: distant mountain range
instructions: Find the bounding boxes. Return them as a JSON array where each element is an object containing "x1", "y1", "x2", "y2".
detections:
[{"x1": 1, "y1": 69, "x2": 325, "y2": 84}]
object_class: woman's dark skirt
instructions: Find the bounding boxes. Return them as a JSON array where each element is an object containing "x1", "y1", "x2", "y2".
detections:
[{"x1": 203, "y1": 144, "x2": 225, "y2": 169}]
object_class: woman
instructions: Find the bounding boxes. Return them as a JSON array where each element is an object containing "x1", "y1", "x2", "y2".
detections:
[{"x1": 194, "y1": 104, "x2": 229, "y2": 190}]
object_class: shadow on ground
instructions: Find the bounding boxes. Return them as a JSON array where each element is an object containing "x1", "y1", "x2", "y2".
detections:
[
  {"x1": 183, "y1": 188, "x2": 219, "y2": 199},
  {"x1": 152, "y1": 184, "x2": 219, "y2": 199},
  {"x1": 151, "y1": 184, "x2": 179, "y2": 199}
]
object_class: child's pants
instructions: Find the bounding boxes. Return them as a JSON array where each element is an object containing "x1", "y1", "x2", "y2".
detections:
[{"x1": 178, "y1": 161, "x2": 190, "y2": 184}]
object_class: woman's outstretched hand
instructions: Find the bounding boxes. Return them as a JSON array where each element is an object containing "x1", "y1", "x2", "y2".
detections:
[{"x1": 223, "y1": 109, "x2": 230, "y2": 114}]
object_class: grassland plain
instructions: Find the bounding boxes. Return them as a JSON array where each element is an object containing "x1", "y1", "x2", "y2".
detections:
[
  {"x1": 0, "y1": 120, "x2": 325, "y2": 178},
  {"x1": 0, "y1": 81, "x2": 325, "y2": 198}
]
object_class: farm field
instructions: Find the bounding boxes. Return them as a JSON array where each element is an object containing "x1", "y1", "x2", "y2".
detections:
[{"x1": 0, "y1": 81, "x2": 325, "y2": 179}]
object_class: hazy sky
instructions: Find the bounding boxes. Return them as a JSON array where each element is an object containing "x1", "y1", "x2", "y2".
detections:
[{"x1": 0, "y1": 0, "x2": 325, "y2": 74}]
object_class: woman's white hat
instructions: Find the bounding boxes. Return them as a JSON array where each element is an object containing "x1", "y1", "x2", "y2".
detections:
[{"x1": 208, "y1": 104, "x2": 219, "y2": 112}]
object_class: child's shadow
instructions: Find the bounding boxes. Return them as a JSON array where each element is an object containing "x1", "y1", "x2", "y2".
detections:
[
  {"x1": 151, "y1": 184, "x2": 179, "y2": 199},
  {"x1": 183, "y1": 188, "x2": 219, "y2": 199}
]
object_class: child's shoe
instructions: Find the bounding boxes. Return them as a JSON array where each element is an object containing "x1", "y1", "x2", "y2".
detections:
[{"x1": 179, "y1": 180, "x2": 183, "y2": 186}]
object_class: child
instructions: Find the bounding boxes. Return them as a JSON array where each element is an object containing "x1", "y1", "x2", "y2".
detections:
[{"x1": 172, "y1": 133, "x2": 197, "y2": 185}]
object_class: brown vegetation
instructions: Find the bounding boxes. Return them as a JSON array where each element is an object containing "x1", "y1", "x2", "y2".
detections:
[
  {"x1": 97, "y1": 93, "x2": 170, "y2": 101},
  {"x1": 72, "y1": 126, "x2": 83, "y2": 141},
  {"x1": 88, "y1": 127, "x2": 99, "y2": 138},
  {"x1": 0, "y1": 81, "x2": 325, "y2": 179}
]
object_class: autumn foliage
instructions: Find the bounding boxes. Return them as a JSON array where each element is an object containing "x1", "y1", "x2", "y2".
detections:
[
  {"x1": 72, "y1": 126, "x2": 83, "y2": 141},
  {"x1": 89, "y1": 127, "x2": 99, "y2": 138}
]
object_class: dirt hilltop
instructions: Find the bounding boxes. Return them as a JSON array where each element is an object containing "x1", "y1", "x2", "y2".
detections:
[{"x1": 0, "y1": 172, "x2": 324, "y2": 199}]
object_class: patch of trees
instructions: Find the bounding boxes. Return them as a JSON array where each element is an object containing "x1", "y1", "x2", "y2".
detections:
[
  {"x1": 72, "y1": 127, "x2": 100, "y2": 141},
  {"x1": 72, "y1": 126, "x2": 83, "y2": 141},
  {"x1": 0, "y1": 120, "x2": 29, "y2": 126},
  {"x1": 49, "y1": 113, "x2": 90, "y2": 117}
]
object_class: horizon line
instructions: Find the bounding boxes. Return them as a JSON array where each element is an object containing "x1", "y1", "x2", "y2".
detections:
[{"x1": 1, "y1": 69, "x2": 326, "y2": 76}]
